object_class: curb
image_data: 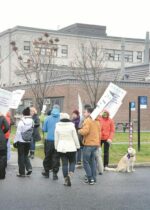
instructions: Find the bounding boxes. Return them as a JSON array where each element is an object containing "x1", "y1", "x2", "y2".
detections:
[{"x1": 109, "y1": 162, "x2": 150, "y2": 168}]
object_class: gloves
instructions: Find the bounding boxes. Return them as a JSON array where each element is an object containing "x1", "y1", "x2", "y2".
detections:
[
  {"x1": 107, "y1": 139, "x2": 112, "y2": 146},
  {"x1": 13, "y1": 142, "x2": 18, "y2": 149}
]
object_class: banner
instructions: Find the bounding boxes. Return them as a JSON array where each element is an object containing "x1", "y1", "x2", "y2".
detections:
[
  {"x1": 78, "y1": 94, "x2": 83, "y2": 117},
  {"x1": 91, "y1": 83, "x2": 127, "y2": 120},
  {"x1": 10, "y1": 89, "x2": 25, "y2": 109},
  {"x1": 0, "y1": 88, "x2": 12, "y2": 115}
]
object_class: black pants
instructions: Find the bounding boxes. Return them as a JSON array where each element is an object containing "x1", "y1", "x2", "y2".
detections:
[
  {"x1": 43, "y1": 141, "x2": 60, "y2": 174},
  {"x1": 60, "y1": 152, "x2": 76, "y2": 178},
  {"x1": 101, "y1": 140, "x2": 110, "y2": 167},
  {"x1": 17, "y1": 142, "x2": 32, "y2": 175}
]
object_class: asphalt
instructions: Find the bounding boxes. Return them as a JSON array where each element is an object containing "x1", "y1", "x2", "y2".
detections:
[{"x1": 0, "y1": 152, "x2": 150, "y2": 210}]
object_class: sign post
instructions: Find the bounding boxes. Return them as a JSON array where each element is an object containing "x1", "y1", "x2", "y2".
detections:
[
  {"x1": 137, "y1": 97, "x2": 141, "y2": 151},
  {"x1": 137, "y1": 96, "x2": 148, "y2": 151}
]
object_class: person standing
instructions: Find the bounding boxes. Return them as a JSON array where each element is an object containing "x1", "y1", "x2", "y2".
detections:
[
  {"x1": 0, "y1": 113, "x2": 9, "y2": 179},
  {"x1": 29, "y1": 107, "x2": 41, "y2": 159},
  {"x1": 42, "y1": 105, "x2": 60, "y2": 180},
  {"x1": 99, "y1": 110, "x2": 115, "y2": 169},
  {"x1": 5, "y1": 112, "x2": 11, "y2": 162},
  {"x1": 78, "y1": 107, "x2": 101, "y2": 185},
  {"x1": 71, "y1": 110, "x2": 81, "y2": 167},
  {"x1": 55, "y1": 113, "x2": 80, "y2": 186},
  {"x1": 14, "y1": 107, "x2": 33, "y2": 177}
]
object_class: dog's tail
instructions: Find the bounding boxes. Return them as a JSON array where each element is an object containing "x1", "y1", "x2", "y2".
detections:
[{"x1": 105, "y1": 167, "x2": 116, "y2": 172}]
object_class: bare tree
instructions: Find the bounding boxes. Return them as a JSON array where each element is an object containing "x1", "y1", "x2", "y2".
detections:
[
  {"x1": 71, "y1": 42, "x2": 107, "y2": 107},
  {"x1": 10, "y1": 34, "x2": 60, "y2": 111}
]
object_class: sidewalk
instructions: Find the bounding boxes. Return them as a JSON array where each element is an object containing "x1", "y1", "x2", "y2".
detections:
[{"x1": 8, "y1": 151, "x2": 43, "y2": 168}]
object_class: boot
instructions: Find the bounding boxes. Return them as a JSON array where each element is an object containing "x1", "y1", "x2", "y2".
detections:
[
  {"x1": 42, "y1": 171, "x2": 49, "y2": 178},
  {"x1": 53, "y1": 173, "x2": 58, "y2": 180},
  {"x1": 64, "y1": 177, "x2": 68, "y2": 186},
  {"x1": 31, "y1": 151, "x2": 34, "y2": 159}
]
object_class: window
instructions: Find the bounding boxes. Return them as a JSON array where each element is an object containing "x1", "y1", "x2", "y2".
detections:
[
  {"x1": 137, "y1": 51, "x2": 142, "y2": 62},
  {"x1": 105, "y1": 49, "x2": 133, "y2": 62},
  {"x1": 45, "y1": 97, "x2": 64, "y2": 111},
  {"x1": 24, "y1": 41, "x2": 30, "y2": 53},
  {"x1": 105, "y1": 49, "x2": 121, "y2": 61},
  {"x1": 125, "y1": 51, "x2": 133, "y2": 62},
  {"x1": 23, "y1": 99, "x2": 33, "y2": 107},
  {"x1": 61, "y1": 45, "x2": 68, "y2": 57}
]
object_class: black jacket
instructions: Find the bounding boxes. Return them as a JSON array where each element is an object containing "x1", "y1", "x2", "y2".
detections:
[{"x1": 32, "y1": 114, "x2": 41, "y2": 141}]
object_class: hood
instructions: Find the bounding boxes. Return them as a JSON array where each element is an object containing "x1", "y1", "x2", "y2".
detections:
[
  {"x1": 22, "y1": 117, "x2": 33, "y2": 126},
  {"x1": 102, "y1": 110, "x2": 110, "y2": 118},
  {"x1": 51, "y1": 108, "x2": 60, "y2": 117}
]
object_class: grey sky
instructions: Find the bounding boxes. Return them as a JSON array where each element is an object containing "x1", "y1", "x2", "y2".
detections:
[{"x1": 0, "y1": 0, "x2": 149, "y2": 39}]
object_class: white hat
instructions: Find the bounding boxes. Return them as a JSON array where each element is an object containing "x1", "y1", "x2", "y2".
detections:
[{"x1": 60, "y1": 113, "x2": 70, "y2": 120}]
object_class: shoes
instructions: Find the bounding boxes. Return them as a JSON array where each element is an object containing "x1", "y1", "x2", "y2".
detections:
[
  {"x1": 66, "y1": 175, "x2": 71, "y2": 186},
  {"x1": 42, "y1": 171, "x2": 49, "y2": 178},
  {"x1": 104, "y1": 166, "x2": 109, "y2": 171},
  {"x1": 26, "y1": 170, "x2": 32, "y2": 176},
  {"x1": 99, "y1": 173, "x2": 103, "y2": 175},
  {"x1": 16, "y1": 173, "x2": 25, "y2": 177},
  {"x1": 84, "y1": 175, "x2": 95, "y2": 185},
  {"x1": 53, "y1": 173, "x2": 58, "y2": 180},
  {"x1": 30, "y1": 155, "x2": 34, "y2": 159}
]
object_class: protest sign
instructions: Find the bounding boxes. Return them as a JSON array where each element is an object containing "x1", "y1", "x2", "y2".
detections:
[
  {"x1": 78, "y1": 94, "x2": 83, "y2": 117},
  {"x1": 91, "y1": 83, "x2": 127, "y2": 120},
  {"x1": 10, "y1": 89, "x2": 25, "y2": 109},
  {"x1": 0, "y1": 88, "x2": 12, "y2": 115}
]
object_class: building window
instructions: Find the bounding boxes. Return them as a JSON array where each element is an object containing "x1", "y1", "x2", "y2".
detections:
[
  {"x1": 125, "y1": 51, "x2": 133, "y2": 62},
  {"x1": 137, "y1": 51, "x2": 142, "y2": 62},
  {"x1": 61, "y1": 45, "x2": 68, "y2": 57},
  {"x1": 105, "y1": 49, "x2": 133, "y2": 63},
  {"x1": 24, "y1": 41, "x2": 30, "y2": 53},
  {"x1": 23, "y1": 99, "x2": 33, "y2": 107},
  {"x1": 105, "y1": 49, "x2": 121, "y2": 61},
  {"x1": 44, "y1": 97, "x2": 64, "y2": 111}
]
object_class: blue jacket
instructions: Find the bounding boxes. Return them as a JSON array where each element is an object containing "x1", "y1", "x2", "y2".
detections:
[{"x1": 42, "y1": 108, "x2": 60, "y2": 141}]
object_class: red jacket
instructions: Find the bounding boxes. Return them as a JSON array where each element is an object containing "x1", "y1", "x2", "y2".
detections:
[
  {"x1": 5, "y1": 112, "x2": 11, "y2": 139},
  {"x1": 99, "y1": 115, "x2": 115, "y2": 141}
]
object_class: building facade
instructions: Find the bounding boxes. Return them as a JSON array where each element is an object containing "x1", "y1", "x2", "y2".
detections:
[{"x1": 0, "y1": 23, "x2": 150, "y2": 130}]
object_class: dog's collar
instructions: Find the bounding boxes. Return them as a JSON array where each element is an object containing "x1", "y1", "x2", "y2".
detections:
[{"x1": 127, "y1": 153, "x2": 135, "y2": 159}]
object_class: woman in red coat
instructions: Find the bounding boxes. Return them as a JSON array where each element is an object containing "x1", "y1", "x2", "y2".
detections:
[{"x1": 99, "y1": 110, "x2": 115, "y2": 169}]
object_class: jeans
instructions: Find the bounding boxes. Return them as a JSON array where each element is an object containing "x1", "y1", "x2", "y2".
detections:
[
  {"x1": 83, "y1": 146, "x2": 97, "y2": 182},
  {"x1": 76, "y1": 147, "x2": 83, "y2": 163},
  {"x1": 30, "y1": 138, "x2": 36, "y2": 151},
  {"x1": 43, "y1": 141, "x2": 60, "y2": 174},
  {"x1": 17, "y1": 142, "x2": 32, "y2": 175},
  {"x1": 101, "y1": 140, "x2": 110, "y2": 167},
  {"x1": 60, "y1": 152, "x2": 76, "y2": 178},
  {"x1": 95, "y1": 147, "x2": 104, "y2": 173}
]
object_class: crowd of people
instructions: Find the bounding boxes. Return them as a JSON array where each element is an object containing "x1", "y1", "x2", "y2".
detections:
[{"x1": 0, "y1": 104, "x2": 115, "y2": 186}]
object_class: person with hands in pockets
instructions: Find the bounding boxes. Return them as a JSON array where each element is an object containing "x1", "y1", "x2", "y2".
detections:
[
  {"x1": 99, "y1": 110, "x2": 115, "y2": 170},
  {"x1": 55, "y1": 113, "x2": 80, "y2": 187}
]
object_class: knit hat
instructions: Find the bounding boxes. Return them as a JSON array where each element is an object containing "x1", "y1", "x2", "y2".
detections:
[
  {"x1": 60, "y1": 113, "x2": 70, "y2": 120},
  {"x1": 72, "y1": 109, "x2": 79, "y2": 116},
  {"x1": 22, "y1": 107, "x2": 30, "y2": 116}
]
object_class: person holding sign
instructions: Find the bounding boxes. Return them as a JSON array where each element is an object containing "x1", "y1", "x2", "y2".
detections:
[{"x1": 99, "y1": 110, "x2": 115, "y2": 169}]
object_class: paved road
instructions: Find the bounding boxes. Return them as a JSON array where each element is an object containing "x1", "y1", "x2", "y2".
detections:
[{"x1": 0, "y1": 165, "x2": 150, "y2": 210}]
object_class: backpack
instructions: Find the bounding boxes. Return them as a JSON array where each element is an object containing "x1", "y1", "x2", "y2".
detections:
[{"x1": 21, "y1": 120, "x2": 33, "y2": 142}]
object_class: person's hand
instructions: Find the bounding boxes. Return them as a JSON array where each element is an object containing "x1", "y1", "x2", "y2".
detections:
[{"x1": 107, "y1": 139, "x2": 112, "y2": 146}]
